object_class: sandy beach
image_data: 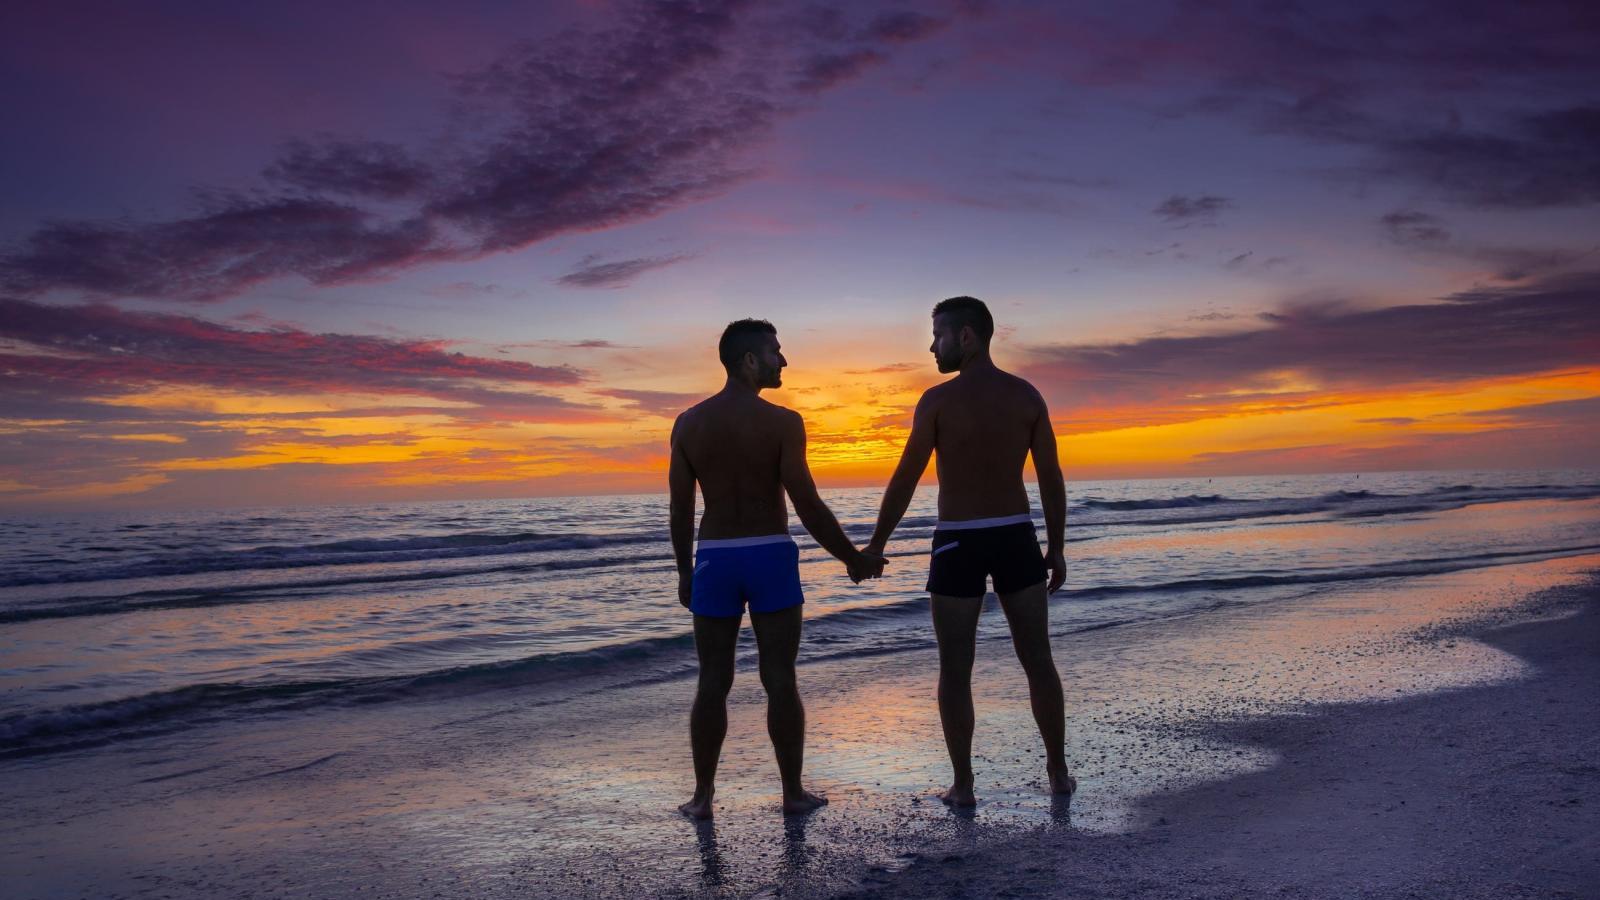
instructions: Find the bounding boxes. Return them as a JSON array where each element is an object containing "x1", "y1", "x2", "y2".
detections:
[
  {"x1": 847, "y1": 567, "x2": 1600, "y2": 900},
  {"x1": 5, "y1": 548, "x2": 1598, "y2": 899}
]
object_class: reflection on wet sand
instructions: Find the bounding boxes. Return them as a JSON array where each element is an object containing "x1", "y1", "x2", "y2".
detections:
[
  {"x1": 692, "y1": 819, "x2": 727, "y2": 888},
  {"x1": 781, "y1": 814, "x2": 814, "y2": 883}
]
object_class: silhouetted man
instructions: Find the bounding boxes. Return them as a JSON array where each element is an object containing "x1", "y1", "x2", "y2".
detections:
[
  {"x1": 670, "y1": 318, "x2": 883, "y2": 819},
  {"x1": 865, "y1": 296, "x2": 1073, "y2": 806}
]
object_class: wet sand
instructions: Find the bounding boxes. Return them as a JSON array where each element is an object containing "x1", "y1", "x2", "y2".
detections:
[
  {"x1": 4, "y1": 556, "x2": 1598, "y2": 898},
  {"x1": 848, "y1": 570, "x2": 1600, "y2": 900}
]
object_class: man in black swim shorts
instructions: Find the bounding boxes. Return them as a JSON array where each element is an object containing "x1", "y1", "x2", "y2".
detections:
[{"x1": 866, "y1": 296, "x2": 1074, "y2": 807}]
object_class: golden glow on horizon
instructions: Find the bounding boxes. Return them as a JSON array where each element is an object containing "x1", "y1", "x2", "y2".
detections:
[
  {"x1": 1058, "y1": 370, "x2": 1600, "y2": 472},
  {"x1": 6, "y1": 364, "x2": 1596, "y2": 504}
]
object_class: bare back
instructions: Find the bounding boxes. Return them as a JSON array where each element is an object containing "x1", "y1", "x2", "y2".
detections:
[
  {"x1": 924, "y1": 367, "x2": 1047, "y2": 521},
  {"x1": 671, "y1": 390, "x2": 797, "y2": 539}
]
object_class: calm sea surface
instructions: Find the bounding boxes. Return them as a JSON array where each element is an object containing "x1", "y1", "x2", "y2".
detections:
[{"x1": 3, "y1": 469, "x2": 1599, "y2": 758}]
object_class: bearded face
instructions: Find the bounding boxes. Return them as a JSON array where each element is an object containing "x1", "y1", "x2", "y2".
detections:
[
  {"x1": 750, "y1": 334, "x2": 786, "y2": 388},
  {"x1": 930, "y1": 314, "x2": 966, "y2": 373}
]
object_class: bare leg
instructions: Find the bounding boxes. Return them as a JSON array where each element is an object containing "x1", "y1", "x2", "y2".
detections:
[
  {"x1": 930, "y1": 593, "x2": 983, "y2": 806},
  {"x1": 999, "y1": 581, "x2": 1075, "y2": 795},
  {"x1": 681, "y1": 613, "x2": 741, "y2": 819},
  {"x1": 751, "y1": 605, "x2": 826, "y2": 814}
]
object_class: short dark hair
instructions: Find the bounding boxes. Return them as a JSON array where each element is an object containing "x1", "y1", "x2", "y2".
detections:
[
  {"x1": 718, "y1": 318, "x2": 777, "y2": 370},
  {"x1": 931, "y1": 296, "x2": 994, "y2": 344}
]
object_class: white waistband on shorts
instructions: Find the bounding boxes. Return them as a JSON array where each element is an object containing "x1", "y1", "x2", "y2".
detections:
[
  {"x1": 934, "y1": 513, "x2": 1034, "y2": 531},
  {"x1": 696, "y1": 533, "x2": 796, "y2": 550}
]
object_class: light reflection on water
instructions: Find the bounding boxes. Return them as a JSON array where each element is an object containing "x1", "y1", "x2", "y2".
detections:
[{"x1": 1, "y1": 472, "x2": 1597, "y2": 741}]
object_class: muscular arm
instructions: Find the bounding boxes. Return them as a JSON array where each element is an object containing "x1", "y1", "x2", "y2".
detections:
[
  {"x1": 867, "y1": 391, "x2": 937, "y2": 554},
  {"x1": 1028, "y1": 392, "x2": 1068, "y2": 593},
  {"x1": 778, "y1": 412, "x2": 861, "y2": 568},
  {"x1": 668, "y1": 417, "x2": 696, "y2": 607}
]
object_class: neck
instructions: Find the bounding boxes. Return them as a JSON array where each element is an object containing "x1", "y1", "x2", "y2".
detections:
[
  {"x1": 958, "y1": 351, "x2": 996, "y2": 374},
  {"x1": 722, "y1": 375, "x2": 762, "y2": 396}
]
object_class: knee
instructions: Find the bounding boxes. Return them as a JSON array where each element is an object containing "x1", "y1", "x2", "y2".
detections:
[
  {"x1": 1018, "y1": 652, "x2": 1059, "y2": 682},
  {"x1": 939, "y1": 648, "x2": 975, "y2": 674},
  {"x1": 938, "y1": 658, "x2": 974, "y2": 685},
  {"x1": 698, "y1": 668, "x2": 734, "y2": 700},
  {"x1": 758, "y1": 662, "x2": 796, "y2": 695}
]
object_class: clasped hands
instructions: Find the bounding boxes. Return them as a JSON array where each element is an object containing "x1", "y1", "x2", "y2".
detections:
[{"x1": 845, "y1": 544, "x2": 888, "y2": 584}]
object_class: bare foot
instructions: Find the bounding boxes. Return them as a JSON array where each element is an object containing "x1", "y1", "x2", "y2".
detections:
[
  {"x1": 782, "y1": 789, "x2": 828, "y2": 815},
  {"x1": 938, "y1": 783, "x2": 977, "y2": 807},
  {"x1": 679, "y1": 791, "x2": 714, "y2": 820},
  {"x1": 1048, "y1": 767, "x2": 1077, "y2": 796}
]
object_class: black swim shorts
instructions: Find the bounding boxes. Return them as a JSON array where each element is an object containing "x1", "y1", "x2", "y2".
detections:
[{"x1": 925, "y1": 514, "x2": 1048, "y2": 597}]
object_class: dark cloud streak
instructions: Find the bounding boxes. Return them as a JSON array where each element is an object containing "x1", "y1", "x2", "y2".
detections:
[
  {"x1": 1022, "y1": 270, "x2": 1600, "y2": 419},
  {"x1": 1, "y1": 199, "x2": 439, "y2": 303},
  {"x1": 596, "y1": 388, "x2": 701, "y2": 418},
  {"x1": 557, "y1": 253, "x2": 693, "y2": 289},
  {"x1": 0, "y1": 1, "x2": 956, "y2": 303},
  {"x1": 0, "y1": 298, "x2": 597, "y2": 422},
  {"x1": 1372, "y1": 105, "x2": 1600, "y2": 209},
  {"x1": 264, "y1": 139, "x2": 435, "y2": 199},
  {"x1": 1003, "y1": 1, "x2": 1600, "y2": 209},
  {"x1": 1380, "y1": 209, "x2": 1587, "y2": 281},
  {"x1": 1155, "y1": 195, "x2": 1233, "y2": 222}
]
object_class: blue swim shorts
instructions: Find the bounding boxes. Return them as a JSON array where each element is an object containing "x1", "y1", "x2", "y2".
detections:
[{"x1": 690, "y1": 534, "x2": 805, "y2": 618}]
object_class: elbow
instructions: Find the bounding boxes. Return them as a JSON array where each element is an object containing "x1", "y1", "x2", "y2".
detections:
[{"x1": 790, "y1": 497, "x2": 821, "y2": 526}]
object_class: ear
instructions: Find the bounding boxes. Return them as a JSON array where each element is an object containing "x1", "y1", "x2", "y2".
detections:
[{"x1": 959, "y1": 324, "x2": 978, "y2": 348}]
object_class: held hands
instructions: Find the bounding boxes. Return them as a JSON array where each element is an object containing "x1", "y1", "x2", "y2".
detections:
[{"x1": 846, "y1": 547, "x2": 888, "y2": 584}]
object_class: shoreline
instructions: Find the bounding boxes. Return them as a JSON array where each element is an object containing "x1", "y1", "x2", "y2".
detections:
[
  {"x1": 847, "y1": 570, "x2": 1600, "y2": 899},
  {"x1": 3, "y1": 557, "x2": 1597, "y2": 898}
]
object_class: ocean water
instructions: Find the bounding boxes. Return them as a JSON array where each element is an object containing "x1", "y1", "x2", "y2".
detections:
[{"x1": 3, "y1": 469, "x2": 1599, "y2": 760}]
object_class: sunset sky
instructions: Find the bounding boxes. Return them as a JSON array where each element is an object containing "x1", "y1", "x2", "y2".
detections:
[{"x1": 2, "y1": 0, "x2": 1598, "y2": 510}]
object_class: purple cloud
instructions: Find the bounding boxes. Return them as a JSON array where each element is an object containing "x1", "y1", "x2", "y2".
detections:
[
  {"x1": 1371, "y1": 106, "x2": 1600, "y2": 209},
  {"x1": 986, "y1": 2, "x2": 1600, "y2": 209},
  {"x1": 793, "y1": 49, "x2": 888, "y2": 92},
  {"x1": 558, "y1": 253, "x2": 693, "y2": 289},
  {"x1": 1462, "y1": 395, "x2": 1600, "y2": 425},
  {"x1": 860, "y1": 11, "x2": 948, "y2": 43},
  {"x1": 0, "y1": 1, "x2": 956, "y2": 303},
  {"x1": 0, "y1": 298, "x2": 596, "y2": 420},
  {"x1": 596, "y1": 388, "x2": 702, "y2": 418},
  {"x1": 1155, "y1": 195, "x2": 1233, "y2": 222},
  {"x1": 264, "y1": 138, "x2": 434, "y2": 200},
  {"x1": 1, "y1": 198, "x2": 439, "y2": 303},
  {"x1": 1022, "y1": 270, "x2": 1600, "y2": 422},
  {"x1": 1381, "y1": 210, "x2": 1451, "y2": 245},
  {"x1": 1380, "y1": 209, "x2": 1586, "y2": 281}
]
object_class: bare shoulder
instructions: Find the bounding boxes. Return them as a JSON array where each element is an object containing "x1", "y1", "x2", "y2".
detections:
[
  {"x1": 917, "y1": 379, "x2": 952, "y2": 409},
  {"x1": 1000, "y1": 370, "x2": 1048, "y2": 408},
  {"x1": 761, "y1": 399, "x2": 806, "y2": 434},
  {"x1": 672, "y1": 399, "x2": 706, "y2": 434}
]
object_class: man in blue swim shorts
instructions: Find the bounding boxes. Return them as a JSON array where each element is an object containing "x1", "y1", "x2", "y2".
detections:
[
  {"x1": 669, "y1": 318, "x2": 884, "y2": 819},
  {"x1": 866, "y1": 296, "x2": 1075, "y2": 807}
]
